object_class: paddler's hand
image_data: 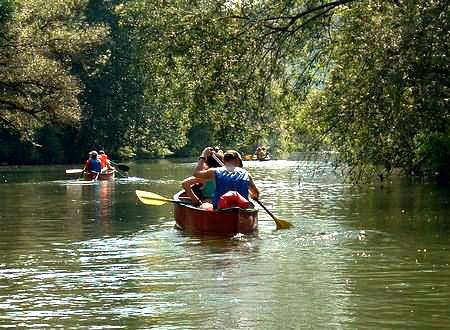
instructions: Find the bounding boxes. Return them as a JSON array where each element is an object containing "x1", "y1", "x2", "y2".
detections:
[
  {"x1": 200, "y1": 147, "x2": 213, "y2": 159},
  {"x1": 250, "y1": 188, "x2": 260, "y2": 200}
]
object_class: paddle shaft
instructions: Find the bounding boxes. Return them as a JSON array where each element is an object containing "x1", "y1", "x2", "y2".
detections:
[
  {"x1": 145, "y1": 197, "x2": 185, "y2": 204},
  {"x1": 110, "y1": 161, "x2": 130, "y2": 172},
  {"x1": 139, "y1": 195, "x2": 190, "y2": 205},
  {"x1": 211, "y1": 152, "x2": 293, "y2": 229},
  {"x1": 252, "y1": 198, "x2": 276, "y2": 219}
]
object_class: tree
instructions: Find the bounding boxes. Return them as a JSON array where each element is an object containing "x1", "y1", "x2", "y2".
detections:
[
  {"x1": 0, "y1": 0, "x2": 107, "y2": 152},
  {"x1": 303, "y1": 1, "x2": 449, "y2": 180}
]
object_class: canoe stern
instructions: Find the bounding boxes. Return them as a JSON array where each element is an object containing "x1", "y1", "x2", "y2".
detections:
[{"x1": 174, "y1": 191, "x2": 258, "y2": 235}]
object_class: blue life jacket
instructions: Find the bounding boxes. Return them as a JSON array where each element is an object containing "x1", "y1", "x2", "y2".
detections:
[
  {"x1": 88, "y1": 159, "x2": 101, "y2": 173},
  {"x1": 212, "y1": 167, "x2": 249, "y2": 208}
]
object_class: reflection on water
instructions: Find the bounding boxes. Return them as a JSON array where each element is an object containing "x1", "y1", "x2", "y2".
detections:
[{"x1": 0, "y1": 160, "x2": 449, "y2": 328}]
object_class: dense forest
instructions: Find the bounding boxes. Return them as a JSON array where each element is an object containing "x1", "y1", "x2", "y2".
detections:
[{"x1": 0, "y1": 0, "x2": 448, "y2": 181}]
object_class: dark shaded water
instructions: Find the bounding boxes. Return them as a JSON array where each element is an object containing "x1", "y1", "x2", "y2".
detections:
[{"x1": 0, "y1": 160, "x2": 449, "y2": 329}]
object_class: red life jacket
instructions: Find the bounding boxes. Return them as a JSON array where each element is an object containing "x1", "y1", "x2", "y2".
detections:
[
  {"x1": 99, "y1": 154, "x2": 108, "y2": 168},
  {"x1": 217, "y1": 191, "x2": 249, "y2": 209}
]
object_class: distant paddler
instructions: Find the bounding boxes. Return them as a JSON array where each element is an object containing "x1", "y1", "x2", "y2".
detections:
[
  {"x1": 98, "y1": 150, "x2": 115, "y2": 173},
  {"x1": 83, "y1": 151, "x2": 101, "y2": 180}
]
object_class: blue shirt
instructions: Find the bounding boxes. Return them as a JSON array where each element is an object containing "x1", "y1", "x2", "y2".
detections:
[
  {"x1": 87, "y1": 159, "x2": 101, "y2": 173},
  {"x1": 212, "y1": 167, "x2": 249, "y2": 208}
]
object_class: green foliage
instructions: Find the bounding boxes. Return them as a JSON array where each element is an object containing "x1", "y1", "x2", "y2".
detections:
[
  {"x1": 416, "y1": 131, "x2": 450, "y2": 181},
  {"x1": 0, "y1": 0, "x2": 108, "y2": 159},
  {"x1": 35, "y1": 125, "x2": 65, "y2": 163},
  {"x1": 302, "y1": 1, "x2": 449, "y2": 180},
  {"x1": 114, "y1": 0, "x2": 299, "y2": 156},
  {"x1": 1, "y1": 0, "x2": 447, "y2": 183}
]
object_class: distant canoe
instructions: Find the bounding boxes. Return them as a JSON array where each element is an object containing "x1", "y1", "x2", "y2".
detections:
[
  {"x1": 83, "y1": 170, "x2": 115, "y2": 181},
  {"x1": 243, "y1": 155, "x2": 272, "y2": 161},
  {"x1": 173, "y1": 191, "x2": 258, "y2": 235},
  {"x1": 243, "y1": 154, "x2": 257, "y2": 161}
]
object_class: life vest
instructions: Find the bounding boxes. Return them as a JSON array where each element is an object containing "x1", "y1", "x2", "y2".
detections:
[
  {"x1": 212, "y1": 167, "x2": 249, "y2": 208},
  {"x1": 217, "y1": 191, "x2": 249, "y2": 209},
  {"x1": 86, "y1": 159, "x2": 101, "y2": 173},
  {"x1": 99, "y1": 154, "x2": 108, "y2": 168}
]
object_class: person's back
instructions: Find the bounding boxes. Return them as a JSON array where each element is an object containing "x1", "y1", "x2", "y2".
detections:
[
  {"x1": 99, "y1": 155, "x2": 107, "y2": 169},
  {"x1": 212, "y1": 167, "x2": 249, "y2": 208},
  {"x1": 201, "y1": 180, "x2": 216, "y2": 199},
  {"x1": 98, "y1": 150, "x2": 112, "y2": 171},
  {"x1": 194, "y1": 148, "x2": 259, "y2": 210},
  {"x1": 85, "y1": 151, "x2": 101, "y2": 173}
]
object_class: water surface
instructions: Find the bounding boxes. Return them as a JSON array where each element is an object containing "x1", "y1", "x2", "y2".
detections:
[{"x1": 0, "y1": 160, "x2": 449, "y2": 329}]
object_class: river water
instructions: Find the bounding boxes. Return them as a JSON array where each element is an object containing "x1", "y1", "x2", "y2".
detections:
[{"x1": 0, "y1": 160, "x2": 449, "y2": 329}]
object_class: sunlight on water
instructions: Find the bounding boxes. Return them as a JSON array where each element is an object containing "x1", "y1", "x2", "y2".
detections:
[{"x1": 0, "y1": 160, "x2": 449, "y2": 328}]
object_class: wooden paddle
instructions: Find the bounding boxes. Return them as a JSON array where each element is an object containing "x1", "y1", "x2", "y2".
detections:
[
  {"x1": 66, "y1": 169, "x2": 83, "y2": 174},
  {"x1": 109, "y1": 164, "x2": 128, "y2": 178},
  {"x1": 110, "y1": 161, "x2": 130, "y2": 172},
  {"x1": 65, "y1": 168, "x2": 86, "y2": 180},
  {"x1": 93, "y1": 171, "x2": 100, "y2": 181},
  {"x1": 136, "y1": 190, "x2": 187, "y2": 206},
  {"x1": 211, "y1": 153, "x2": 293, "y2": 230},
  {"x1": 114, "y1": 168, "x2": 127, "y2": 178},
  {"x1": 252, "y1": 198, "x2": 293, "y2": 230}
]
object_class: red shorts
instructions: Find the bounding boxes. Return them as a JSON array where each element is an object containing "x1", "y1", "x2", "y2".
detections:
[{"x1": 218, "y1": 191, "x2": 249, "y2": 209}]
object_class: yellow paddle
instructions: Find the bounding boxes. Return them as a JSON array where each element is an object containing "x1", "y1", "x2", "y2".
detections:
[
  {"x1": 252, "y1": 198, "x2": 293, "y2": 230},
  {"x1": 211, "y1": 153, "x2": 293, "y2": 230},
  {"x1": 136, "y1": 190, "x2": 185, "y2": 206}
]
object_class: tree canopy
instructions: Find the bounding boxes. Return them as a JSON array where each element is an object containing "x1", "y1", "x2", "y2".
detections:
[{"x1": 1, "y1": 0, "x2": 448, "y2": 181}]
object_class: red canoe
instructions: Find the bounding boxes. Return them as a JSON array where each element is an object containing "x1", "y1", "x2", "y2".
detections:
[
  {"x1": 173, "y1": 191, "x2": 258, "y2": 235},
  {"x1": 83, "y1": 170, "x2": 115, "y2": 181}
]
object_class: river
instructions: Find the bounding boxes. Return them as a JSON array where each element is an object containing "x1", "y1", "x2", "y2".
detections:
[{"x1": 0, "y1": 160, "x2": 449, "y2": 329}]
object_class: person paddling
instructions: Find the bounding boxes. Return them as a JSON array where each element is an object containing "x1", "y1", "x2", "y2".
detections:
[
  {"x1": 83, "y1": 151, "x2": 101, "y2": 177},
  {"x1": 182, "y1": 151, "x2": 223, "y2": 208},
  {"x1": 193, "y1": 147, "x2": 260, "y2": 209},
  {"x1": 98, "y1": 150, "x2": 114, "y2": 173}
]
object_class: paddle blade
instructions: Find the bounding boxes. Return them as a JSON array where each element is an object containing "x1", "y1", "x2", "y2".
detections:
[
  {"x1": 135, "y1": 190, "x2": 171, "y2": 206},
  {"x1": 110, "y1": 161, "x2": 130, "y2": 172},
  {"x1": 253, "y1": 198, "x2": 294, "y2": 230},
  {"x1": 274, "y1": 217, "x2": 294, "y2": 230},
  {"x1": 66, "y1": 169, "x2": 83, "y2": 174},
  {"x1": 116, "y1": 164, "x2": 130, "y2": 172}
]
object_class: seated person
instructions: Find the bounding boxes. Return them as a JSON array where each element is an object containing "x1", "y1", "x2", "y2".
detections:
[
  {"x1": 182, "y1": 152, "x2": 223, "y2": 207},
  {"x1": 193, "y1": 148, "x2": 260, "y2": 209},
  {"x1": 83, "y1": 151, "x2": 101, "y2": 174},
  {"x1": 256, "y1": 146, "x2": 267, "y2": 160},
  {"x1": 98, "y1": 150, "x2": 114, "y2": 173}
]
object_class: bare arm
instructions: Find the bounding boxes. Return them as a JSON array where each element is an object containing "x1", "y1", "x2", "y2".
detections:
[
  {"x1": 249, "y1": 174, "x2": 260, "y2": 199},
  {"x1": 193, "y1": 158, "x2": 216, "y2": 180},
  {"x1": 182, "y1": 176, "x2": 204, "y2": 206},
  {"x1": 106, "y1": 159, "x2": 114, "y2": 170}
]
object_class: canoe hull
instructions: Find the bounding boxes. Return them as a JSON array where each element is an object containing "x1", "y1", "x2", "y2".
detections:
[
  {"x1": 83, "y1": 171, "x2": 115, "y2": 181},
  {"x1": 173, "y1": 191, "x2": 258, "y2": 235}
]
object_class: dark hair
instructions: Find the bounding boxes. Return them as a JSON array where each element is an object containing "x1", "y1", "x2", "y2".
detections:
[
  {"x1": 223, "y1": 150, "x2": 243, "y2": 167},
  {"x1": 206, "y1": 154, "x2": 222, "y2": 168}
]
